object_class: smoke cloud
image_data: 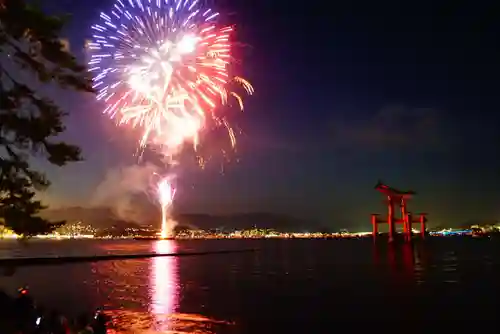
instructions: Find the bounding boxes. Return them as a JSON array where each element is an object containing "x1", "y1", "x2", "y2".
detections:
[{"x1": 91, "y1": 163, "x2": 160, "y2": 224}]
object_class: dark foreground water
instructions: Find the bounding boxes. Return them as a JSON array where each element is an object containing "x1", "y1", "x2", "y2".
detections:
[{"x1": 0, "y1": 238, "x2": 498, "y2": 332}]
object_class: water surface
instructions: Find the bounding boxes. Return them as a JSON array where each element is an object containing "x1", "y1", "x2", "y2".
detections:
[{"x1": 0, "y1": 238, "x2": 498, "y2": 332}]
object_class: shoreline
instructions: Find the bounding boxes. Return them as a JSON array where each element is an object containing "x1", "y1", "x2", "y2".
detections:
[{"x1": 0, "y1": 248, "x2": 257, "y2": 268}]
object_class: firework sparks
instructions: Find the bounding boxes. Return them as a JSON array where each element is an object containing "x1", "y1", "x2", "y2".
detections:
[
  {"x1": 89, "y1": 0, "x2": 253, "y2": 237},
  {"x1": 88, "y1": 0, "x2": 253, "y2": 155},
  {"x1": 158, "y1": 177, "x2": 176, "y2": 239}
]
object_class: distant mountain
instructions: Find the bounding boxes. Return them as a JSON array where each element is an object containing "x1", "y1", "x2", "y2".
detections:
[
  {"x1": 175, "y1": 213, "x2": 313, "y2": 231},
  {"x1": 459, "y1": 220, "x2": 499, "y2": 228},
  {"x1": 40, "y1": 206, "x2": 115, "y2": 227},
  {"x1": 41, "y1": 207, "x2": 314, "y2": 231}
]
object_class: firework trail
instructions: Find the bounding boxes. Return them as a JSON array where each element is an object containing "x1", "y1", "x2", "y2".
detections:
[
  {"x1": 88, "y1": 0, "x2": 254, "y2": 156},
  {"x1": 157, "y1": 176, "x2": 176, "y2": 238}
]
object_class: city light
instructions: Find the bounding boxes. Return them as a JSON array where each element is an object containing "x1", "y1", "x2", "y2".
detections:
[{"x1": 0, "y1": 220, "x2": 497, "y2": 240}]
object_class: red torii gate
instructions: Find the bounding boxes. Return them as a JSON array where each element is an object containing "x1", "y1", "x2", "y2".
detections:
[{"x1": 371, "y1": 180, "x2": 427, "y2": 242}]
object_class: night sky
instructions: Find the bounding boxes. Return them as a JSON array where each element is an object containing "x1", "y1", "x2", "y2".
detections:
[{"x1": 37, "y1": 0, "x2": 500, "y2": 229}]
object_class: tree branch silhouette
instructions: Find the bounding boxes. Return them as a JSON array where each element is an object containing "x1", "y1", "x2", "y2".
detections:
[{"x1": 0, "y1": 0, "x2": 93, "y2": 237}]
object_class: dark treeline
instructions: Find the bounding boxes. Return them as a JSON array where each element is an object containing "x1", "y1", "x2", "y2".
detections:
[{"x1": 0, "y1": 0, "x2": 93, "y2": 238}]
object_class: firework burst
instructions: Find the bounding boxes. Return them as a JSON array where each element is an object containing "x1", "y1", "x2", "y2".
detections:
[
  {"x1": 88, "y1": 0, "x2": 253, "y2": 156},
  {"x1": 89, "y1": 0, "x2": 253, "y2": 238}
]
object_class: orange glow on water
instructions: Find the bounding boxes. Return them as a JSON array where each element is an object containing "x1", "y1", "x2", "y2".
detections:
[{"x1": 151, "y1": 240, "x2": 179, "y2": 331}]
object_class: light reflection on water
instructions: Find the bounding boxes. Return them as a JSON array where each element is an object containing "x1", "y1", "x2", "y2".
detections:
[
  {"x1": 98, "y1": 240, "x2": 232, "y2": 334},
  {"x1": 108, "y1": 310, "x2": 233, "y2": 334},
  {"x1": 151, "y1": 240, "x2": 178, "y2": 332},
  {"x1": 3, "y1": 239, "x2": 500, "y2": 331}
]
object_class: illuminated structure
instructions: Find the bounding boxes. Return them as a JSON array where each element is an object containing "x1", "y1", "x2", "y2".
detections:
[{"x1": 371, "y1": 180, "x2": 427, "y2": 242}]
